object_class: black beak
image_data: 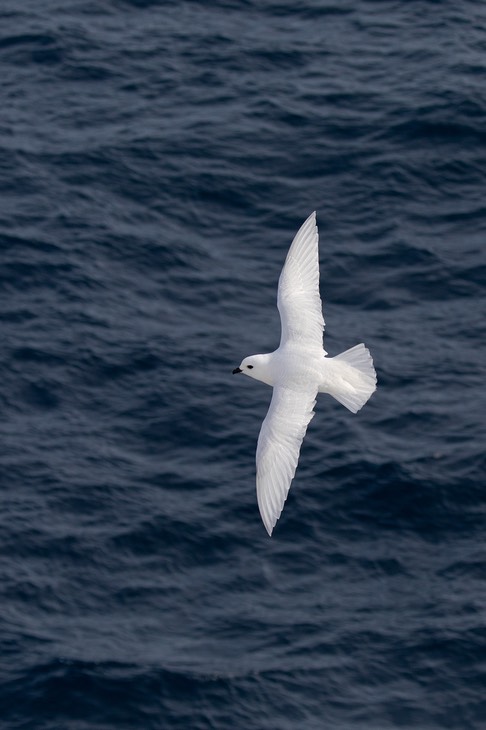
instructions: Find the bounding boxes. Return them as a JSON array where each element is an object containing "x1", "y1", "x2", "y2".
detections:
[{"x1": 232, "y1": 367, "x2": 242, "y2": 374}]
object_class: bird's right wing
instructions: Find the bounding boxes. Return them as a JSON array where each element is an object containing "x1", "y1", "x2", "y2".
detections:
[
  {"x1": 256, "y1": 385, "x2": 317, "y2": 536},
  {"x1": 277, "y1": 211, "x2": 325, "y2": 349}
]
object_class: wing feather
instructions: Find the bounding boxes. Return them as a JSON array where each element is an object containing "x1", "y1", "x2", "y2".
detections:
[
  {"x1": 277, "y1": 211, "x2": 325, "y2": 348},
  {"x1": 256, "y1": 386, "x2": 317, "y2": 535}
]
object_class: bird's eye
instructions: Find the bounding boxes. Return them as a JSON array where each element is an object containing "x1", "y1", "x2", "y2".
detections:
[{"x1": 247, "y1": 365, "x2": 253, "y2": 369}]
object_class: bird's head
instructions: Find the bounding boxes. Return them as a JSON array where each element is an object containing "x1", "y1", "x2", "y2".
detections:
[{"x1": 232, "y1": 353, "x2": 274, "y2": 386}]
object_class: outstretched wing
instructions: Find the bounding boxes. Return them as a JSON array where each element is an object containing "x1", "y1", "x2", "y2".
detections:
[
  {"x1": 277, "y1": 211, "x2": 325, "y2": 349},
  {"x1": 256, "y1": 385, "x2": 317, "y2": 536}
]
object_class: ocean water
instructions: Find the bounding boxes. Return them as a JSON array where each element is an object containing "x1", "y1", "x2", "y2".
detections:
[{"x1": 1, "y1": 1, "x2": 485, "y2": 728}]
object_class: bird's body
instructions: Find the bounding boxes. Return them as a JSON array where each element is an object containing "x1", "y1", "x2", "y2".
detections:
[
  {"x1": 247, "y1": 345, "x2": 322, "y2": 389},
  {"x1": 233, "y1": 212, "x2": 376, "y2": 536}
]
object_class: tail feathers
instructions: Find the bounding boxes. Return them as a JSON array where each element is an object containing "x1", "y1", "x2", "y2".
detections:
[{"x1": 328, "y1": 344, "x2": 377, "y2": 413}]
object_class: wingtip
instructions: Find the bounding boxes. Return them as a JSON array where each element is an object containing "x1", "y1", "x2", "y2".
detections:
[
  {"x1": 307, "y1": 211, "x2": 317, "y2": 229},
  {"x1": 261, "y1": 514, "x2": 274, "y2": 537},
  {"x1": 301, "y1": 211, "x2": 316, "y2": 224}
]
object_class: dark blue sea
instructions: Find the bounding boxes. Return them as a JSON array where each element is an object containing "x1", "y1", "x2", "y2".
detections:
[{"x1": 1, "y1": 1, "x2": 485, "y2": 728}]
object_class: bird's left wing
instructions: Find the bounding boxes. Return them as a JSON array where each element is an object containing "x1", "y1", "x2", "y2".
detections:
[
  {"x1": 277, "y1": 211, "x2": 325, "y2": 349},
  {"x1": 256, "y1": 385, "x2": 317, "y2": 536}
]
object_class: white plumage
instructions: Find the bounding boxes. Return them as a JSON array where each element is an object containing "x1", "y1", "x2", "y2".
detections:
[{"x1": 233, "y1": 212, "x2": 377, "y2": 536}]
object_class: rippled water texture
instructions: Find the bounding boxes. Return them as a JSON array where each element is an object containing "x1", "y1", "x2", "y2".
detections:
[{"x1": 1, "y1": 1, "x2": 485, "y2": 728}]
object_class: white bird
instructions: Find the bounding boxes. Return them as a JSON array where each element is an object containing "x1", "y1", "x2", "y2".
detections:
[{"x1": 233, "y1": 212, "x2": 377, "y2": 536}]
